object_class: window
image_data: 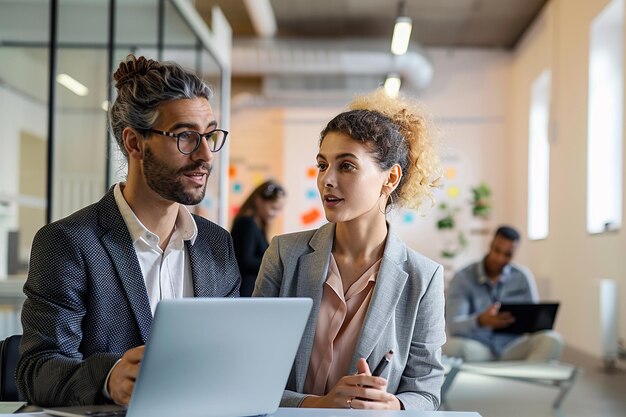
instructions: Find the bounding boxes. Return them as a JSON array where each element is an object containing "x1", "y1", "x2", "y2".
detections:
[
  {"x1": 528, "y1": 70, "x2": 551, "y2": 240},
  {"x1": 587, "y1": 0, "x2": 624, "y2": 234}
]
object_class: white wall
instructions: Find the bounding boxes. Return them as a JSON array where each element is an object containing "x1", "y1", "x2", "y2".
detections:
[
  {"x1": 399, "y1": 49, "x2": 513, "y2": 278},
  {"x1": 509, "y1": 0, "x2": 626, "y2": 357}
]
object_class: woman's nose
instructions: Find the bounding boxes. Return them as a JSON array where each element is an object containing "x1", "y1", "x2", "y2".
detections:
[{"x1": 319, "y1": 170, "x2": 335, "y2": 188}]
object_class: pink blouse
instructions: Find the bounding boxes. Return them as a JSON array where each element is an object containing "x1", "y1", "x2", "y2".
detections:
[{"x1": 303, "y1": 254, "x2": 381, "y2": 395}]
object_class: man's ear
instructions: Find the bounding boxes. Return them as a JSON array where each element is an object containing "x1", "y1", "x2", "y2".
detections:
[
  {"x1": 123, "y1": 127, "x2": 145, "y2": 160},
  {"x1": 383, "y1": 164, "x2": 402, "y2": 195}
]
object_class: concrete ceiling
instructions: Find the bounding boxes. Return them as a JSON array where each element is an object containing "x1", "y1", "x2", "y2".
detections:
[
  {"x1": 194, "y1": 0, "x2": 548, "y2": 100},
  {"x1": 195, "y1": 0, "x2": 549, "y2": 49}
]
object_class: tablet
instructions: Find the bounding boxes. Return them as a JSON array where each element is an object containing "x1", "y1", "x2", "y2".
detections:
[{"x1": 494, "y1": 302, "x2": 559, "y2": 334}]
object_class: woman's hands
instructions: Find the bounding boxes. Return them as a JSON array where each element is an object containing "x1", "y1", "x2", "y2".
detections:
[{"x1": 300, "y1": 358, "x2": 401, "y2": 410}]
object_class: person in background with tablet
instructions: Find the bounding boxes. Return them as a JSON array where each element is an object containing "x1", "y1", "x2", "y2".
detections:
[
  {"x1": 253, "y1": 88, "x2": 446, "y2": 410},
  {"x1": 231, "y1": 180, "x2": 286, "y2": 296},
  {"x1": 444, "y1": 225, "x2": 563, "y2": 361},
  {"x1": 16, "y1": 55, "x2": 240, "y2": 407}
]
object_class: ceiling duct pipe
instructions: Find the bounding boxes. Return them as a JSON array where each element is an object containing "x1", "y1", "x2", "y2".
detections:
[{"x1": 232, "y1": 38, "x2": 433, "y2": 91}]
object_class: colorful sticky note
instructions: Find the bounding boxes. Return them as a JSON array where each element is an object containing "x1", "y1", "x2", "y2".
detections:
[
  {"x1": 445, "y1": 167, "x2": 457, "y2": 180},
  {"x1": 447, "y1": 186, "x2": 460, "y2": 199},
  {"x1": 229, "y1": 165, "x2": 237, "y2": 178},
  {"x1": 306, "y1": 189, "x2": 318, "y2": 200},
  {"x1": 232, "y1": 183, "x2": 242, "y2": 193},
  {"x1": 307, "y1": 167, "x2": 317, "y2": 178},
  {"x1": 252, "y1": 173, "x2": 264, "y2": 186},
  {"x1": 301, "y1": 208, "x2": 322, "y2": 225}
]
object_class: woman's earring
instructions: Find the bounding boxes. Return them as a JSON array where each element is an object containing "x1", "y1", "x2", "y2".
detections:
[
  {"x1": 385, "y1": 193, "x2": 394, "y2": 215},
  {"x1": 378, "y1": 193, "x2": 393, "y2": 216}
]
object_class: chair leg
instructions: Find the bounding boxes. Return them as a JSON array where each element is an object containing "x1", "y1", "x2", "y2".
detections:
[{"x1": 552, "y1": 367, "x2": 580, "y2": 410}]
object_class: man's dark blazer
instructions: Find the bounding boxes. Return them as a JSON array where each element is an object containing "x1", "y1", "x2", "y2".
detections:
[{"x1": 16, "y1": 188, "x2": 241, "y2": 406}]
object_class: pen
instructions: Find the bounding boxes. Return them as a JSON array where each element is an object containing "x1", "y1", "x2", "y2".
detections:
[{"x1": 372, "y1": 350, "x2": 393, "y2": 377}]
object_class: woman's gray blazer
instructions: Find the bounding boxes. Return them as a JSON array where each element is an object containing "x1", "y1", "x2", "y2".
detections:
[{"x1": 253, "y1": 223, "x2": 446, "y2": 410}]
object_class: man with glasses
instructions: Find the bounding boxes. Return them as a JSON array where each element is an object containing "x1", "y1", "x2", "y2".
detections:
[{"x1": 17, "y1": 55, "x2": 241, "y2": 407}]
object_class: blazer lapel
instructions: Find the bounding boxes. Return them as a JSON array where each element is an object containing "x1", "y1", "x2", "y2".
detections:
[
  {"x1": 350, "y1": 229, "x2": 408, "y2": 373},
  {"x1": 98, "y1": 189, "x2": 153, "y2": 343},
  {"x1": 294, "y1": 223, "x2": 334, "y2": 392},
  {"x1": 187, "y1": 237, "x2": 211, "y2": 297}
]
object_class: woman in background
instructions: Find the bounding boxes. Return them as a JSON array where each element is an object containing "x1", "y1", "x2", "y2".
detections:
[
  {"x1": 231, "y1": 180, "x2": 286, "y2": 296},
  {"x1": 254, "y1": 89, "x2": 446, "y2": 410}
]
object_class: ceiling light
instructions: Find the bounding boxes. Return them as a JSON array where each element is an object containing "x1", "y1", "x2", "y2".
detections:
[
  {"x1": 391, "y1": 16, "x2": 412, "y2": 55},
  {"x1": 391, "y1": 1, "x2": 412, "y2": 55},
  {"x1": 56, "y1": 73, "x2": 89, "y2": 96},
  {"x1": 384, "y1": 74, "x2": 401, "y2": 97}
]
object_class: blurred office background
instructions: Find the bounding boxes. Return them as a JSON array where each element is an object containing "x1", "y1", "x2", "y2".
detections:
[{"x1": 0, "y1": 0, "x2": 625, "y2": 415}]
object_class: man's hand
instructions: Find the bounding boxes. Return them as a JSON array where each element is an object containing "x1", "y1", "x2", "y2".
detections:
[
  {"x1": 300, "y1": 358, "x2": 400, "y2": 410},
  {"x1": 477, "y1": 303, "x2": 515, "y2": 329},
  {"x1": 108, "y1": 346, "x2": 145, "y2": 405}
]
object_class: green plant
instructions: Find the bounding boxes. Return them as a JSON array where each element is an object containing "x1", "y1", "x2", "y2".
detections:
[
  {"x1": 436, "y1": 202, "x2": 460, "y2": 230},
  {"x1": 471, "y1": 182, "x2": 492, "y2": 219},
  {"x1": 440, "y1": 231, "x2": 468, "y2": 258}
]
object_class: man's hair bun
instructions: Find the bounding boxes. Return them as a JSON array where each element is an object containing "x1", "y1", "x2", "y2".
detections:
[{"x1": 113, "y1": 55, "x2": 160, "y2": 89}]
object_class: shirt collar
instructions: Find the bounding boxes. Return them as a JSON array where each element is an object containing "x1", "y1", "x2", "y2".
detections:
[
  {"x1": 114, "y1": 183, "x2": 198, "y2": 246},
  {"x1": 325, "y1": 254, "x2": 379, "y2": 298},
  {"x1": 477, "y1": 257, "x2": 512, "y2": 285}
]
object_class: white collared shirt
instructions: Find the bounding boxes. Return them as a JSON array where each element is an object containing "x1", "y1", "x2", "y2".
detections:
[{"x1": 114, "y1": 183, "x2": 197, "y2": 316}]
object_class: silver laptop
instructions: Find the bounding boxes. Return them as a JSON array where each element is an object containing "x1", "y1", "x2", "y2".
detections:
[{"x1": 44, "y1": 297, "x2": 312, "y2": 417}]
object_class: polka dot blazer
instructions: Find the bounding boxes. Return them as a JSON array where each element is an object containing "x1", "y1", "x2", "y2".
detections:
[{"x1": 16, "y1": 189, "x2": 241, "y2": 406}]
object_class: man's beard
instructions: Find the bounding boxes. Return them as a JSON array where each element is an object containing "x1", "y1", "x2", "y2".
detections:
[{"x1": 143, "y1": 146, "x2": 211, "y2": 205}]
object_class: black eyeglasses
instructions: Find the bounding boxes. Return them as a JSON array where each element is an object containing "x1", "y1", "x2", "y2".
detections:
[{"x1": 148, "y1": 128, "x2": 228, "y2": 154}]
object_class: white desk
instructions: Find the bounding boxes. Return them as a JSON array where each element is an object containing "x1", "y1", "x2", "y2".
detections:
[
  {"x1": 11, "y1": 408, "x2": 483, "y2": 417},
  {"x1": 270, "y1": 409, "x2": 481, "y2": 417},
  {"x1": 11, "y1": 407, "x2": 482, "y2": 417}
]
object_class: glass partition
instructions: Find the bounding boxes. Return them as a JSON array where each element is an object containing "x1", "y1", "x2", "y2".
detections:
[
  {"x1": 0, "y1": 1, "x2": 49, "y2": 277},
  {"x1": 53, "y1": 0, "x2": 110, "y2": 221},
  {"x1": 0, "y1": 0, "x2": 229, "y2": 279}
]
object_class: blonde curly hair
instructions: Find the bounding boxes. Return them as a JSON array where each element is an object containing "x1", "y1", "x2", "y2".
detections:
[{"x1": 320, "y1": 88, "x2": 441, "y2": 210}]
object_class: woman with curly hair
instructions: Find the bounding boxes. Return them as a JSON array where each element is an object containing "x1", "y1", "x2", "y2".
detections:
[{"x1": 254, "y1": 88, "x2": 445, "y2": 410}]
